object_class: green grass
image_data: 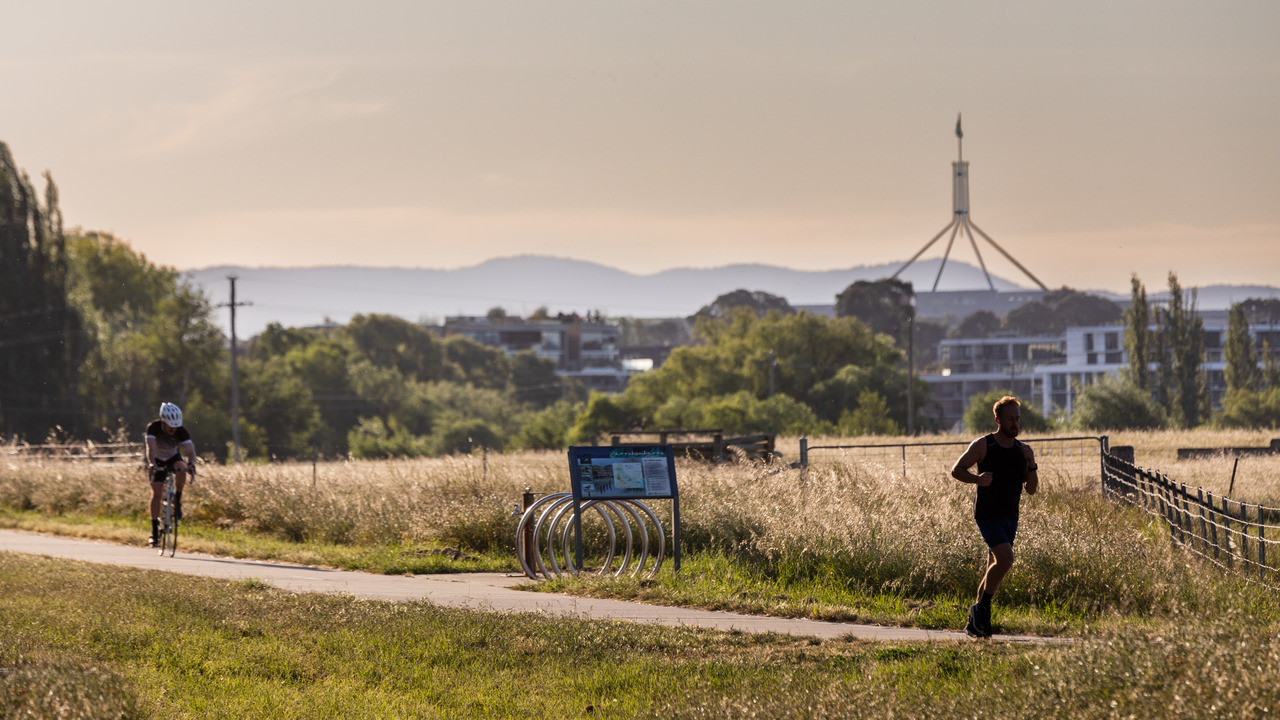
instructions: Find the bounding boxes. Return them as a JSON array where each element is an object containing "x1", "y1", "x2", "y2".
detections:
[
  {"x1": 6, "y1": 552, "x2": 1280, "y2": 719},
  {"x1": 0, "y1": 507, "x2": 515, "y2": 575}
]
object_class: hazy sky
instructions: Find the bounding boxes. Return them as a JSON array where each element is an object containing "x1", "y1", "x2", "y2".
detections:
[{"x1": 4, "y1": 1, "x2": 1278, "y2": 293}]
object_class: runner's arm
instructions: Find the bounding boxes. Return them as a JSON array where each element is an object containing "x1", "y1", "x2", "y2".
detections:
[
  {"x1": 1023, "y1": 444, "x2": 1039, "y2": 495},
  {"x1": 950, "y1": 439, "x2": 991, "y2": 486}
]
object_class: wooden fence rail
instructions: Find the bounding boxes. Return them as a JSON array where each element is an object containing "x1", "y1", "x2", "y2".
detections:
[
  {"x1": 1103, "y1": 453, "x2": 1280, "y2": 589},
  {"x1": 2, "y1": 442, "x2": 143, "y2": 463}
]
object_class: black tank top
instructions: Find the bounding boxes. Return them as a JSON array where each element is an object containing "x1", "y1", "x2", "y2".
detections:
[{"x1": 974, "y1": 434, "x2": 1027, "y2": 520}]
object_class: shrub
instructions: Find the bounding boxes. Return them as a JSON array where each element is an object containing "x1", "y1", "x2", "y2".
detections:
[
  {"x1": 962, "y1": 389, "x2": 1051, "y2": 434},
  {"x1": 1216, "y1": 388, "x2": 1280, "y2": 429},
  {"x1": 1070, "y1": 375, "x2": 1166, "y2": 431}
]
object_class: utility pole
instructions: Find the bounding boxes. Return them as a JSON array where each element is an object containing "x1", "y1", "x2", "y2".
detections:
[
  {"x1": 218, "y1": 276, "x2": 252, "y2": 463},
  {"x1": 907, "y1": 297, "x2": 916, "y2": 436}
]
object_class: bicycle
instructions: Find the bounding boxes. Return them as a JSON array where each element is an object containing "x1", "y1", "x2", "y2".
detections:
[{"x1": 155, "y1": 464, "x2": 194, "y2": 557}]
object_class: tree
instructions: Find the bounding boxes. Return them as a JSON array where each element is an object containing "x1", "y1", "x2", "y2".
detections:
[
  {"x1": 625, "y1": 310, "x2": 908, "y2": 421},
  {"x1": 238, "y1": 355, "x2": 323, "y2": 459},
  {"x1": 1154, "y1": 273, "x2": 1209, "y2": 428},
  {"x1": 444, "y1": 335, "x2": 511, "y2": 390},
  {"x1": 911, "y1": 318, "x2": 947, "y2": 371},
  {"x1": 693, "y1": 289, "x2": 794, "y2": 321},
  {"x1": 834, "y1": 278, "x2": 915, "y2": 342},
  {"x1": 962, "y1": 389, "x2": 1050, "y2": 434},
  {"x1": 1044, "y1": 288, "x2": 1122, "y2": 327},
  {"x1": 510, "y1": 350, "x2": 560, "y2": 408},
  {"x1": 1241, "y1": 298, "x2": 1280, "y2": 326},
  {"x1": 1224, "y1": 302, "x2": 1260, "y2": 393},
  {"x1": 1123, "y1": 274, "x2": 1151, "y2": 392},
  {"x1": 0, "y1": 145, "x2": 85, "y2": 440},
  {"x1": 514, "y1": 400, "x2": 583, "y2": 450},
  {"x1": 1002, "y1": 302, "x2": 1058, "y2": 337},
  {"x1": 1216, "y1": 388, "x2": 1280, "y2": 430},
  {"x1": 837, "y1": 390, "x2": 902, "y2": 436},
  {"x1": 952, "y1": 311, "x2": 1001, "y2": 339},
  {"x1": 342, "y1": 314, "x2": 448, "y2": 382},
  {"x1": 65, "y1": 231, "x2": 227, "y2": 451},
  {"x1": 807, "y1": 362, "x2": 927, "y2": 431},
  {"x1": 1070, "y1": 375, "x2": 1165, "y2": 431}
]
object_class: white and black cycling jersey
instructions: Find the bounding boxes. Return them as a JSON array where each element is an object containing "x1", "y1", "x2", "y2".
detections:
[{"x1": 145, "y1": 419, "x2": 193, "y2": 463}]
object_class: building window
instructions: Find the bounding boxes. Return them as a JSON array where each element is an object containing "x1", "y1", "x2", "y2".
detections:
[
  {"x1": 1105, "y1": 351, "x2": 1123, "y2": 364},
  {"x1": 1085, "y1": 334, "x2": 1094, "y2": 352},
  {"x1": 1087, "y1": 353, "x2": 1097, "y2": 365},
  {"x1": 1105, "y1": 332, "x2": 1119, "y2": 351}
]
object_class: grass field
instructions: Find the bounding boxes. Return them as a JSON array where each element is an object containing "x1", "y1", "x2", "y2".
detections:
[
  {"x1": 4, "y1": 552, "x2": 1280, "y2": 719},
  {"x1": 4, "y1": 431, "x2": 1280, "y2": 716},
  {"x1": 4, "y1": 432, "x2": 1280, "y2": 633}
]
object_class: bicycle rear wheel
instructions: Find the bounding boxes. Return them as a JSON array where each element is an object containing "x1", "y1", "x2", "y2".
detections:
[{"x1": 170, "y1": 510, "x2": 178, "y2": 557}]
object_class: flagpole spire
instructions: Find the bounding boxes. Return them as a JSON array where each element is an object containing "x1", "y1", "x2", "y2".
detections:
[{"x1": 890, "y1": 115, "x2": 1048, "y2": 292}]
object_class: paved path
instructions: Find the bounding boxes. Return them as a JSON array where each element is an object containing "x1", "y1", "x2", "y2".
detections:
[{"x1": 0, "y1": 529, "x2": 1047, "y2": 643}]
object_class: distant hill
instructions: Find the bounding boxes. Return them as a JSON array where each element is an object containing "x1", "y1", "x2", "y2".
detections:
[
  {"x1": 184, "y1": 256, "x2": 1280, "y2": 338},
  {"x1": 185, "y1": 256, "x2": 1024, "y2": 337}
]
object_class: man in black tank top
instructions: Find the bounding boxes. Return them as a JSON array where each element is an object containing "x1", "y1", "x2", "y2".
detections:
[{"x1": 950, "y1": 395, "x2": 1039, "y2": 638}]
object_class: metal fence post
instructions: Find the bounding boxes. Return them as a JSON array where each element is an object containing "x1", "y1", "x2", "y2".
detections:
[
  {"x1": 799, "y1": 437, "x2": 808, "y2": 469},
  {"x1": 522, "y1": 489, "x2": 537, "y2": 573},
  {"x1": 1206, "y1": 490, "x2": 1221, "y2": 561},
  {"x1": 1259, "y1": 506, "x2": 1267, "y2": 582}
]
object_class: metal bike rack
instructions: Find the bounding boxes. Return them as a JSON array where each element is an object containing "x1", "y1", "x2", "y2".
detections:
[{"x1": 515, "y1": 492, "x2": 666, "y2": 581}]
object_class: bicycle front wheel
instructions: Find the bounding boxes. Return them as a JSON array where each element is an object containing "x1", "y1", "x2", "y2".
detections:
[
  {"x1": 159, "y1": 488, "x2": 173, "y2": 556},
  {"x1": 169, "y1": 513, "x2": 178, "y2": 557}
]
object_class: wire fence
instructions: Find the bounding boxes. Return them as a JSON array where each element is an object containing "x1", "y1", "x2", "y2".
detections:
[
  {"x1": 799, "y1": 435, "x2": 1108, "y2": 491},
  {"x1": 1103, "y1": 452, "x2": 1280, "y2": 590}
]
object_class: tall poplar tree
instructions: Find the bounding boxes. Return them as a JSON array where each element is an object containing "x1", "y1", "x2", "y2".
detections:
[
  {"x1": 1224, "y1": 302, "x2": 1259, "y2": 393},
  {"x1": 0, "y1": 142, "x2": 84, "y2": 440},
  {"x1": 1156, "y1": 273, "x2": 1208, "y2": 428},
  {"x1": 1123, "y1": 274, "x2": 1150, "y2": 391}
]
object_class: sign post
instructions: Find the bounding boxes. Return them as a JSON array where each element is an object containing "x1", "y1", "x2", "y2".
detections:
[{"x1": 568, "y1": 445, "x2": 681, "y2": 572}]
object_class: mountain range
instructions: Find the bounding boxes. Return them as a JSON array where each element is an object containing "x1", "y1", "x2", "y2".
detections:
[{"x1": 184, "y1": 256, "x2": 1280, "y2": 339}]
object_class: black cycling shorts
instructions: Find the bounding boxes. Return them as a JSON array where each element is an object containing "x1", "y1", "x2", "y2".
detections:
[{"x1": 150, "y1": 455, "x2": 184, "y2": 484}]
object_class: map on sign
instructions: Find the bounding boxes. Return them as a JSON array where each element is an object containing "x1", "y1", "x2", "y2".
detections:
[{"x1": 568, "y1": 446, "x2": 677, "y2": 500}]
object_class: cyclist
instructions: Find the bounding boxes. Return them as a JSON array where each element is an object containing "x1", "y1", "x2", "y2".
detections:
[{"x1": 144, "y1": 402, "x2": 196, "y2": 547}]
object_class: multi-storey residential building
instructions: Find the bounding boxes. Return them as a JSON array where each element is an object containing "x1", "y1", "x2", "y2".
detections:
[
  {"x1": 926, "y1": 318, "x2": 1280, "y2": 429},
  {"x1": 442, "y1": 317, "x2": 629, "y2": 392},
  {"x1": 922, "y1": 333, "x2": 1065, "y2": 430}
]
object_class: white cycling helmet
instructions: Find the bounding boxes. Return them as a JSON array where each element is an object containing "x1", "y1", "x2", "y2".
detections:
[{"x1": 159, "y1": 402, "x2": 183, "y2": 427}]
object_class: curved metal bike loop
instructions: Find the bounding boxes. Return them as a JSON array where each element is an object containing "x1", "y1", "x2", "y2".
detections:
[{"x1": 516, "y1": 492, "x2": 666, "y2": 580}]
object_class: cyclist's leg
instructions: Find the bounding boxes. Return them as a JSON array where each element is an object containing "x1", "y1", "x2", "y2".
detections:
[
  {"x1": 173, "y1": 470, "x2": 187, "y2": 520},
  {"x1": 149, "y1": 481, "x2": 164, "y2": 520}
]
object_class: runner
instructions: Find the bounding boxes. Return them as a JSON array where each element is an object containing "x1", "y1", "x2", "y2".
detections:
[{"x1": 950, "y1": 395, "x2": 1039, "y2": 638}]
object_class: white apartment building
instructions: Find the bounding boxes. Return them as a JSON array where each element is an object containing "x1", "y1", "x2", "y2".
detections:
[{"x1": 925, "y1": 321, "x2": 1280, "y2": 430}]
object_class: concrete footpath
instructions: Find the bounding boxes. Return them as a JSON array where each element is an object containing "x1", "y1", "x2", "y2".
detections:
[{"x1": 0, "y1": 529, "x2": 1045, "y2": 643}]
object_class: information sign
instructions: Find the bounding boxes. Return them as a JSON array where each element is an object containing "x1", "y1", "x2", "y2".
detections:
[
  {"x1": 566, "y1": 444, "x2": 681, "y2": 571},
  {"x1": 568, "y1": 445, "x2": 678, "y2": 500}
]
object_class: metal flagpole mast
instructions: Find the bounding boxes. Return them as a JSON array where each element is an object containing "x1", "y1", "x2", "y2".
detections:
[{"x1": 892, "y1": 115, "x2": 1048, "y2": 292}]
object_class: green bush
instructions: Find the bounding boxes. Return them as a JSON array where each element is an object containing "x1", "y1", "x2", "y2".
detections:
[
  {"x1": 433, "y1": 418, "x2": 503, "y2": 455},
  {"x1": 962, "y1": 388, "x2": 1051, "y2": 434},
  {"x1": 1071, "y1": 375, "x2": 1166, "y2": 431},
  {"x1": 836, "y1": 390, "x2": 902, "y2": 436},
  {"x1": 347, "y1": 416, "x2": 432, "y2": 459},
  {"x1": 651, "y1": 392, "x2": 824, "y2": 436},
  {"x1": 1215, "y1": 388, "x2": 1280, "y2": 429},
  {"x1": 514, "y1": 400, "x2": 584, "y2": 450}
]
